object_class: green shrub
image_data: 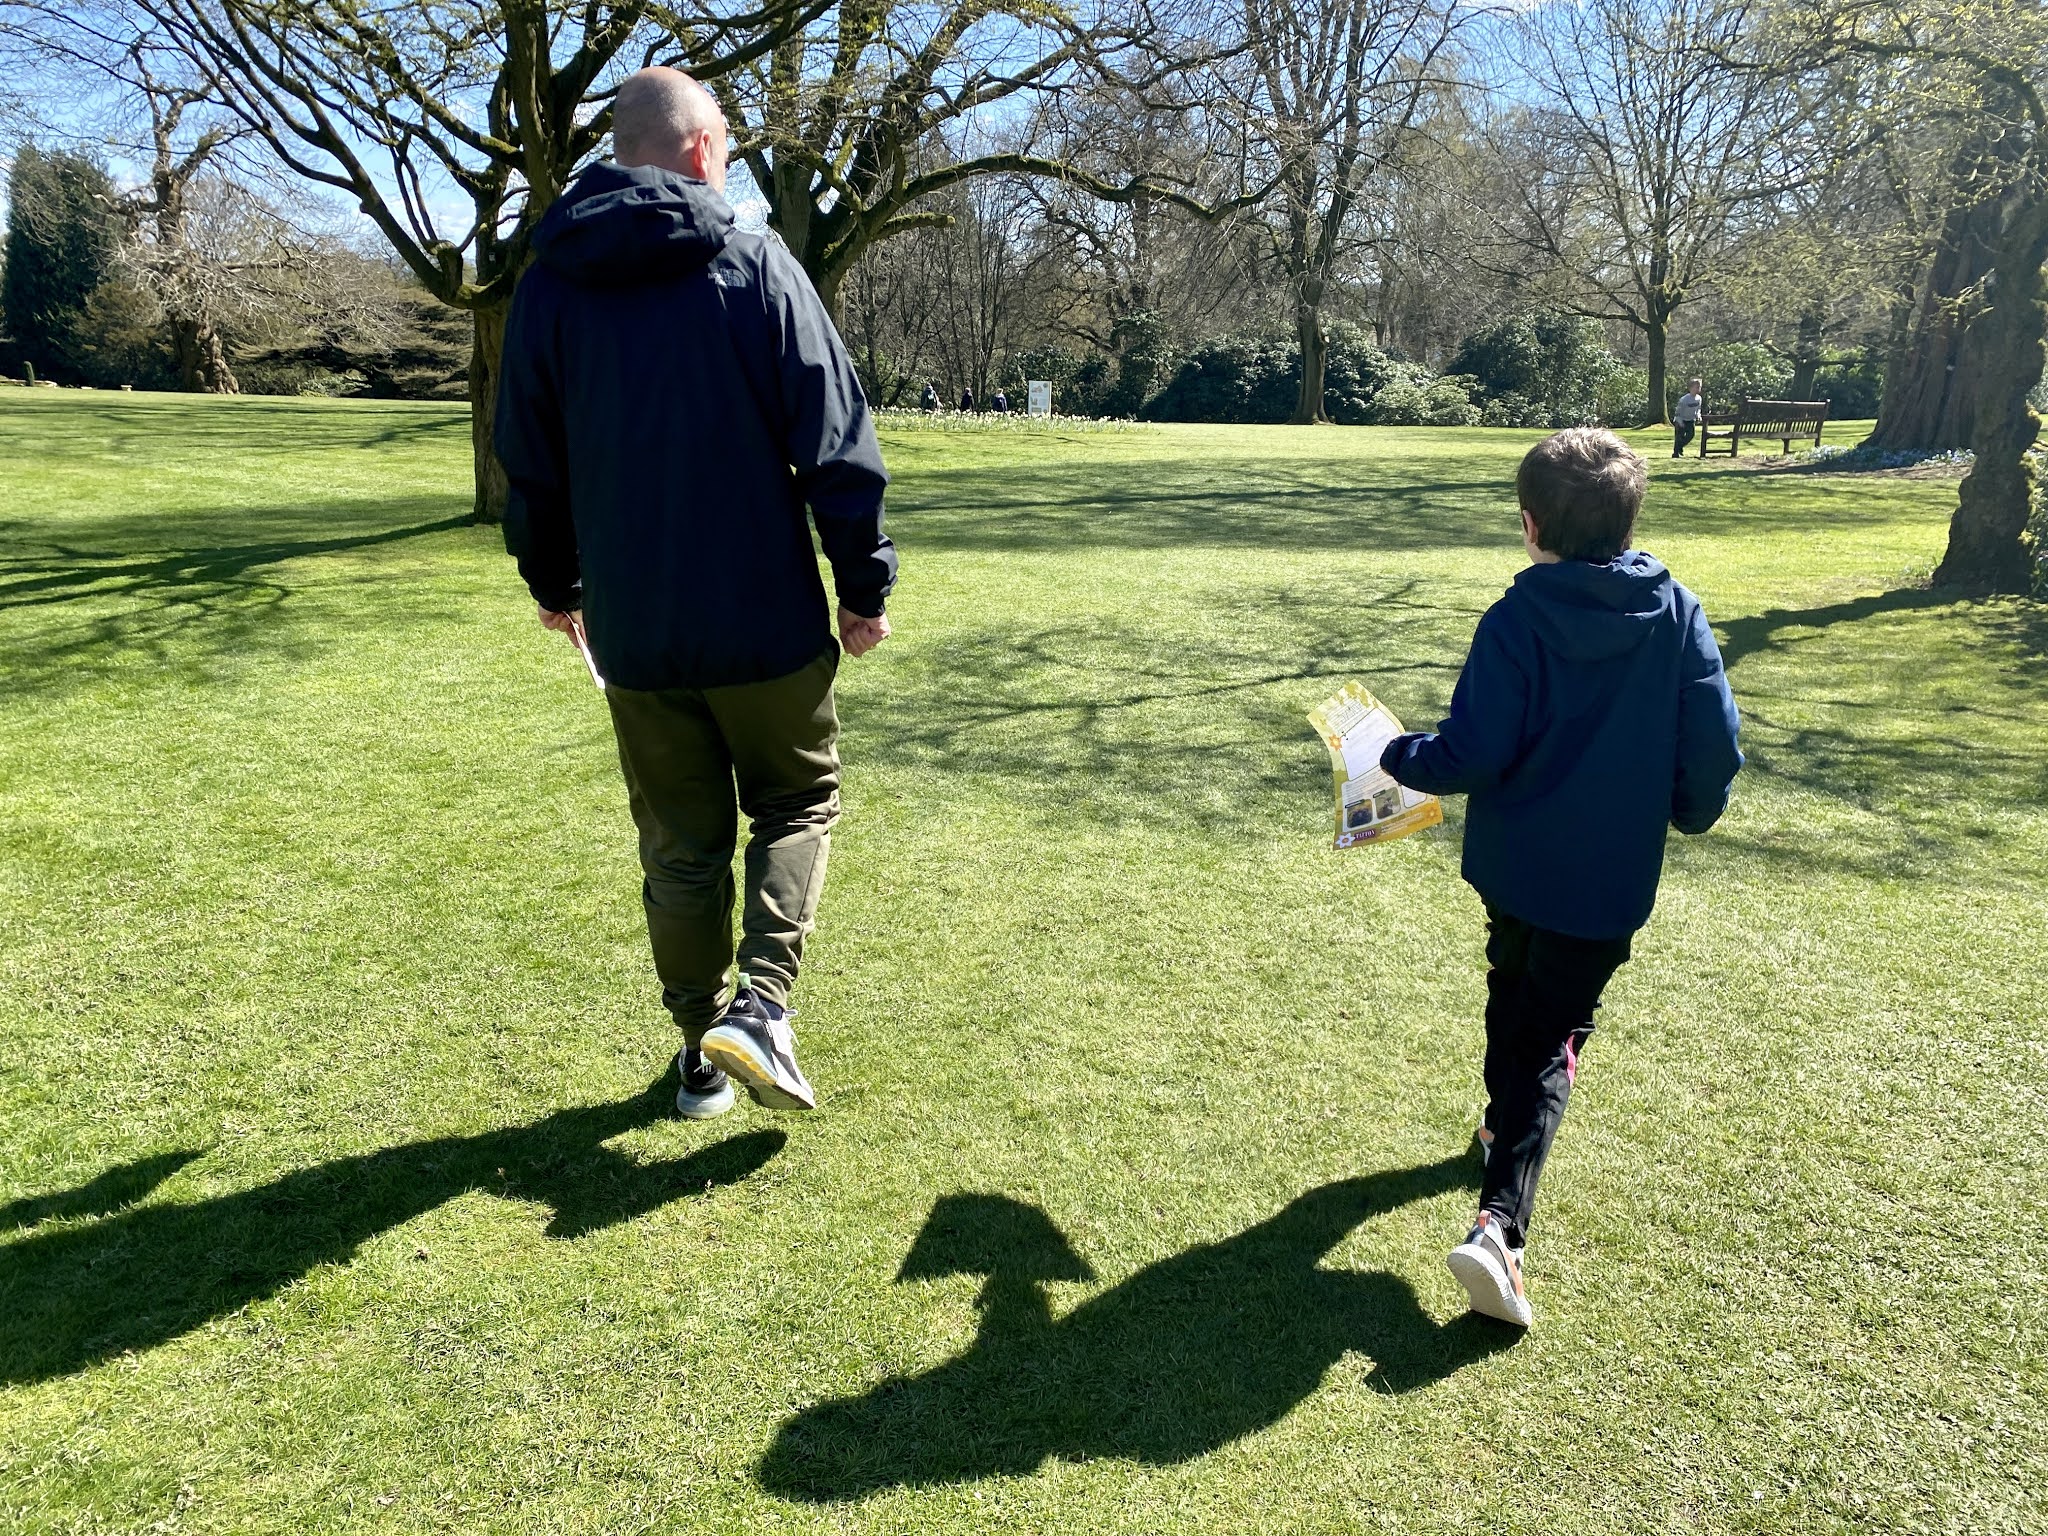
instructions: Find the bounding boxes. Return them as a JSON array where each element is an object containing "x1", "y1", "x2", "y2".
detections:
[
  {"x1": 70, "y1": 280, "x2": 178, "y2": 391},
  {"x1": 1142, "y1": 333, "x2": 1297, "y2": 423},
  {"x1": 1423, "y1": 375, "x2": 1482, "y2": 427},
  {"x1": 1689, "y1": 342, "x2": 1791, "y2": 411},
  {"x1": 1812, "y1": 352, "x2": 1883, "y2": 417},
  {"x1": 1323, "y1": 324, "x2": 1412, "y2": 424},
  {"x1": 1007, "y1": 347, "x2": 1116, "y2": 418},
  {"x1": 1101, "y1": 311, "x2": 1180, "y2": 418},
  {"x1": 1363, "y1": 378, "x2": 1427, "y2": 425},
  {"x1": 1136, "y1": 323, "x2": 1469, "y2": 425},
  {"x1": 1479, "y1": 391, "x2": 1548, "y2": 428},
  {"x1": 1450, "y1": 309, "x2": 1623, "y2": 427},
  {"x1": 1593, "y1": 368, "x2": 1649, "y2": 427}
]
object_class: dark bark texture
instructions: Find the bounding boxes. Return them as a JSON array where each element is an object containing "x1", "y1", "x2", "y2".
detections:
[
  {"x1": 1868, "y1": 185, "x2": 1999, "y2": 452},
  {"x1": 1933, "y1": 208, "x2": 2047, "y2": 592},
  {"x1": 469, "y1": 300, "x2": 512, "y2": 526}
]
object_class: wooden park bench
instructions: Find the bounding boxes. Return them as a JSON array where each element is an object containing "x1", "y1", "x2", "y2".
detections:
[{"x1": 1697, "y1": 399, "x2": 1829, "y2": 457}]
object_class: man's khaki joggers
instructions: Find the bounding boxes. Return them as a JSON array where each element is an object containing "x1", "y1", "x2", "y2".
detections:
[{"x1": 604, "y1": 649, "x2": 840, "y2": 1045}]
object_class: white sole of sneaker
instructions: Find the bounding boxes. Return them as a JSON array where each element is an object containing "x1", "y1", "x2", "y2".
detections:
[
  {"x1": 699, "y1": 1025, "x2": 815, "y2": 1111},
  {"x1": 675, "y1": 1080, "x2": 736, "y2": 1120},
  {"x1": 1448, "y1": 1244, "x2": 1533, "y2": 1328}
]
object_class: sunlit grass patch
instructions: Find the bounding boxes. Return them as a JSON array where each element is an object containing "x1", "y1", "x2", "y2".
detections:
[{"x1": 0, "y1": 395, "x2": 2039, "y2": 1534}]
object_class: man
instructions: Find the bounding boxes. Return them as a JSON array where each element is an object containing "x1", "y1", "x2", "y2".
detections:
[
  {"x1": 496, "y1": 68, "x2": 897, "y2": 1120},
  {"x1": 1672, "y1": 378, "x2": 1704, "y2": 458}
]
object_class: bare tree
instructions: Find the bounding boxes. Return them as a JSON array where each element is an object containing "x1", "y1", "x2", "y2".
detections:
[
  {"x1": 700, "y1": 0, "x2": 1238, "y2": 320},
  {"x1": 1490, "y1": 0, "x2": 1809, "y2": 424},
  {"x1": 1018, "y1": 81, "x2": 1267, "y2": 355},
  {"x1": 79, "y1": 0, "x2": 816, "y2": 518},
  {"x1": 1346, "y1": 89, "x2": 1506, "y2": 366},
  {"x1": 1230, "y1": 0, "x2": 1462, "y2": 422},
  {"x1": 0, "y1": 1, "x2": 252, "y2": 387},
  {"x1": 117, "y1": 50, "x2": 250, "y2": 390},
  {"x1": 839, "y1": 232, "x2": 948, "y2": 404}
]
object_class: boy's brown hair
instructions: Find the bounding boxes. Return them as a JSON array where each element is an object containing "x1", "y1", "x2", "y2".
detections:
[{"x1": 1517, "y1": 428, "x2": 1646, "y2": 562}]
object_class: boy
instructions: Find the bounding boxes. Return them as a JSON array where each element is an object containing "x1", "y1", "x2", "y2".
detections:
[
  {"x1": 1380, "y1": 428, "x2": 1742, "y2": 1328},
  {"x1": 1673, "y1": 379, "x2": 1705, "y2": 457}
]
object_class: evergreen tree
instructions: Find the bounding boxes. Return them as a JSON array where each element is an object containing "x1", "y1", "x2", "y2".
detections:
[{"x1": 2, "y1": 145, "x2": 121, "y2": 384}]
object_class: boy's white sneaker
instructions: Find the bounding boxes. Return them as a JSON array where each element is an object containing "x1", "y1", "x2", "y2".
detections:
[{"x1": 1448, "y1": 1211, "x2": 1533, "y2": 1328}]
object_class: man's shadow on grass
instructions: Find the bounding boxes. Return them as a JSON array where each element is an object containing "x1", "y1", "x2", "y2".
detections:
[
  {"x1": 0, "y1": 1081, "x2": 781, "y2": 1385},
  {"x1": 759, "y1": 1149, "x2": 1510, "y2": 1502}
]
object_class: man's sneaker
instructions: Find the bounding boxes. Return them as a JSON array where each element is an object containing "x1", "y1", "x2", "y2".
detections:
[
  {"x1": 675, "y1": 1046, "x2": 736, "y2": 1120},
  {"x1": 1477, "y1": 1120, "x2": 1495, "y2": 1165},
  {"x1": 699, "y1": 990, "x2": 816, "y2": 1111},
  {"x1": 1447, "y1": 1211, "x2": 1534, "y2": 1328}
]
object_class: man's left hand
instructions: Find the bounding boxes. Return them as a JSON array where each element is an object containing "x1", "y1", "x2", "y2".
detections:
[{"x1": 838, "y1": 606, "x2": 892, "y2": 658}]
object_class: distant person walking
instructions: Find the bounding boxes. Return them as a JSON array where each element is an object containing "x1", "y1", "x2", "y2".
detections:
[
  {"x1": 921, "y1": 381, "x2": 939, "y2": 412},
  {"x1": 959, "y1": 386, "x2": 975, "y2": 413},
  {"x1": 991, "y1": 388, "x2": 1009, "y2": 414},
  {"x1": 1672, "y1": 378, "x2": 1704, "y2": 458},
  {"x1": 496, "y1": 67, "x2": 898, "y2": 1120}
]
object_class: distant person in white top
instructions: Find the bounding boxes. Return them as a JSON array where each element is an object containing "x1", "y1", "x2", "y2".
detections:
[{"x1": 1672, "y1": 379, "x2": 1704, "y2": 458}]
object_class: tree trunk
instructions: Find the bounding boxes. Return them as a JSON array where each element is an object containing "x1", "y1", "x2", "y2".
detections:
[
  {"x1": 1645, "y1": 315, "x2": 1668, "y2": 426},
  {"x1": 1788, "y1": 309, "x2": 1824, "y2": 401},
  {"x1": 1869, "y1": 141, "x2": 2006, "y2": 453},
  {"x1": 172, "y1": 315, "x2": 238, "y2": 394},
  {"x1": 813, "y1": 264, "x2": 845, "y2": 330},
  {"x1": 1292, "y1": 299, "x2": 1329, "y2": 425},
  {"x1": 469, "y1": 298, "x2": 511, "y2": 524},
  {"x1": 1932, "y1": 211, "x2": 2047, "y2": 594}
]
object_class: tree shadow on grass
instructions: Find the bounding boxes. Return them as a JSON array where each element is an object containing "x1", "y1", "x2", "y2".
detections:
[
  {"x1": 844, "y1": 579, "x2": 1479, "y2": 840},
  {"x1": 0, "y1": 513, "x2": 473, "y2": 614},
  {"x1": 889, "y1": 453, "x2": 1928, "y2": 556},
  {"x1": 0, "y1": 504, "x2": 474, "y2": 697},
  {"x1": 759, "y1": 1149, "x2": 1508, "y2": 1503},
  {"x1": 887, "y1": 457, "x2": 1519, "y2": 555},
  {"x1": 0, "y1": 1080, "x2": 781, "y2": 1385},
  {"x1": 0, "y1": 395, "x2": 470, "y2": 459},
  {"x1": 1697, "y1": 586, "x2": 2048, "y2": 886},
  {"x1": 1715, "y1": 586, "x2": 1954, "y2": 672}
]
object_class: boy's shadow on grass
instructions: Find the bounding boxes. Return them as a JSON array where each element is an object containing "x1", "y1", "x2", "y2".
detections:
[
  {"x1": 0, "y1": 1081, "x2": 781, "y2": 1385},
  {"x1": 760, "y1": 1150, "x2": 1510, "y2": 1502}
]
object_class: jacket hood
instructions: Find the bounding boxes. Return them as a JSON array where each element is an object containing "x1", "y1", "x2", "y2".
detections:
[
  {"x1": 532, "y1": 162, "x2": 734, "y2": 286},
  {"x1": 1510, "y1": 550, "x2": 1673, "y2": 662}
]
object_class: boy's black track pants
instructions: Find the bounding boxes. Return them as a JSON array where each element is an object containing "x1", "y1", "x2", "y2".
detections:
[{"x1": 1479, "y1": 906, "x2": 1633, "y2": 1248}]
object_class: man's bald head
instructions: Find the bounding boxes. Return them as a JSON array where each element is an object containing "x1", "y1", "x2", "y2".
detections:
[{"x1": 613, "y1": 68, "x2": 727, "y2": 188}]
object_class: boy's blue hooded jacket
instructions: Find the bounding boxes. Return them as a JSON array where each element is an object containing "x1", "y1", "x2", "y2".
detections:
[{"x1": 1381, "y1": 552, "x2": 1742, "y2": 939}]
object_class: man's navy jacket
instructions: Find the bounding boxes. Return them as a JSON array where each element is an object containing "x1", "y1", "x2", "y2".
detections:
[
  {"x1": 496, "y1": 162, "x2": 897, "y2": 692},
  {"x1": 1381, "y1": 552, "x2": 1743, "y2": 939}
]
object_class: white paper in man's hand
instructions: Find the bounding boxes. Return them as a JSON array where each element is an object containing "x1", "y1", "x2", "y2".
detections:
[{"x1": 569, "y1": 618, "x2": 606, "y2": 690}]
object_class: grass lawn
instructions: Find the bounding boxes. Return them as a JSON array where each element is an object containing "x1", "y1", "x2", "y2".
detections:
[{"x1": 0, "y1": 391, "x2": 2041, "y2": 1534}]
